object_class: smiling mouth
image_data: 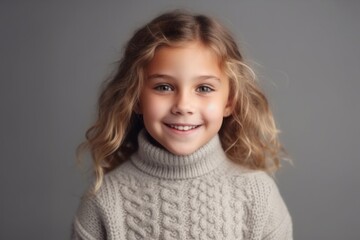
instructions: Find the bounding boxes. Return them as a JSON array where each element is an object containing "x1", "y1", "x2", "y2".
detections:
[{"x1": 165, "y1": 124, "x2": 200, "y2": 131}]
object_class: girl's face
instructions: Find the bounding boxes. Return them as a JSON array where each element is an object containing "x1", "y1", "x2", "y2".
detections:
[{"x1": 139, "y1": 41, "x2": 232, "y2": 155}]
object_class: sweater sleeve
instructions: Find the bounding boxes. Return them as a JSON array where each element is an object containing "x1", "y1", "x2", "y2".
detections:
[
  {"x1": 258, "y1": 174, "x2": 293, "y2": 240},
  {"x1": 244, "y1": 172, "x2": 293, "y2": 240},
  {"x1": 71, "y1": 195, "x2": 107, "y2": 240}
]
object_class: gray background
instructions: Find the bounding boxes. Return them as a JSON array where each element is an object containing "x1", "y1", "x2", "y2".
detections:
[{"x1": 1, "y1": 0, "x2": 359, "y2": 239}]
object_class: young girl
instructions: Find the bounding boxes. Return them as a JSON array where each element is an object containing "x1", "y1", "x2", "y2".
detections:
[{"x1": 72, "y1": 10, "x2": 292, "y2": 240}]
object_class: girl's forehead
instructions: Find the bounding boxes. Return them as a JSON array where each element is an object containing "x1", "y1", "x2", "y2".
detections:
[
  {"x1": 150, "y1": 40, "x2": 223, "y2": 65},
  {"x1": 146, "y1": 41, "x2": 224, "y2": 78}
]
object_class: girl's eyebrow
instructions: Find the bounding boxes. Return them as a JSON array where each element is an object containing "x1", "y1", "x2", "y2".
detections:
[
  {"x1": 147, "y1": 74, "x2": 176, "y2": 81},
  {"x1": 147, "y1": 74, "x2": 221, "y2": 82}
]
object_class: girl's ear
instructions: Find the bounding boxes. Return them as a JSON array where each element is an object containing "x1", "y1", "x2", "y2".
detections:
[
  {"x1": 223, "y1": 99, "x2": 233, "y2": 117},
  {"x1": 223, "y1": 108, "x2": 232, "y2": 117}
]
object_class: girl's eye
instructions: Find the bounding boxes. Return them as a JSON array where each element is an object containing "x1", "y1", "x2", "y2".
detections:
[
  {"x1": 154, "y1": 84, "x2": 173, "y2": 92},
  {"x1": 196, "y1": 85, "x2": 214, "y2": 93}
]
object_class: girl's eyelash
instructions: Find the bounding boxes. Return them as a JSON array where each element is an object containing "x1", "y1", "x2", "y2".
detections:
[
  {"x1": 196, "y1": 85, "x2": 214, "y2": 93},
  {"x1": 154, "y1": 84, "x2": 173, "y2": 91}
]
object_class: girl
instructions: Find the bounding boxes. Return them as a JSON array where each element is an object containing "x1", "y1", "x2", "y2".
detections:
[{"x1": 72, "y1": 10, "x2": 292, "y2": 240}]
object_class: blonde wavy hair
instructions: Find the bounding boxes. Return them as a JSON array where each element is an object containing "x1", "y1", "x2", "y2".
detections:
[{"x1": 78, "y1": 10, "x2": 286, "y2": 193}]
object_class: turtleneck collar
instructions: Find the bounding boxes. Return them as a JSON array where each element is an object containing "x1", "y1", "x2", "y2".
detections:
[{"x1": 130, "y1": 129, "x2": 229, "y2": 180}]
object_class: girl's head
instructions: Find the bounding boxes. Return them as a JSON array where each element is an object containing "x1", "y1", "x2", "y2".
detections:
[
  {"x1": 140, "y1": 40, "x2": 231, "y2": 156},
  {"x1": 81, "y1": 10, "x2": 284, "y2": 192}
]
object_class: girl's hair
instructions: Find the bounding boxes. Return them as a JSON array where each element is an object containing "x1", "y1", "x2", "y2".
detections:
[{"x1": 78, "y1": 10, "x2": 285, "y2": 193}]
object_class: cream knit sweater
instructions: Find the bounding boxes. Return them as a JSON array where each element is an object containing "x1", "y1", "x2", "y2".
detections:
[{"x1": 72, "y1": 130, "x2": 292, "y2": 240}]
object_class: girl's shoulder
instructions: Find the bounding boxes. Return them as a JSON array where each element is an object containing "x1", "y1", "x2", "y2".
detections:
[
  {"x1": 77, "y1": 161, "x2": 140, "y2": 215},
  {"x1": 227, "y1": 163, "x2": 283, "y2": 203},
  {"x1": 226, "y1": 160, "x2": 275, "y2": 181}
]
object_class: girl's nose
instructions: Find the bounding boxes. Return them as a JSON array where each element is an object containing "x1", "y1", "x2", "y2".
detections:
[{"x1": 171, "y1": 91, "x2": 194, "y2": 115}]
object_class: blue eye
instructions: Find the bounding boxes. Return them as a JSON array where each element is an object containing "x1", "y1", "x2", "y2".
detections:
[
  {"x1": 197, "y1": 85, "x2": 214, "y2": 93},
  {"x1": 154, "y1": 84, "x2": 173, "y2": 92}
]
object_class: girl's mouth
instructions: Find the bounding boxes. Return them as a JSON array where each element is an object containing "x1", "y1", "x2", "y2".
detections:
[{"x1": 165, "y1": 124, "x2": 200, "y2": 131}]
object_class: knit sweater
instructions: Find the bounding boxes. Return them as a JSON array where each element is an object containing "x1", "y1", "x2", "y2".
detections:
[{"x1": 72, "y1": 130, "x2": 292, "y2": 240}]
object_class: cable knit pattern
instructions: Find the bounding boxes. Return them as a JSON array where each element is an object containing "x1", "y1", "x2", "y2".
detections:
[
  {"x1": 121, "y1": 177, "x2": 160, "y2": 240},
  {"x1": 159, "y1": 181, "x2": 185, "y2": 240},
  {"x1": 72, "y1": 130, "x2": 293, "y2": 240},
  {"x1": 232, "y1": 176, "x2": 249, "y2": 239}
]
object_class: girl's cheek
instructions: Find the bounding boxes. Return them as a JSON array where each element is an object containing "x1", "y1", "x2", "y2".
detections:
[
  {"x1": 147, "y1": 97, "x2": 168, "y2": 117},
  {"x1": 203, "y1": 102, "x2": 223, "y2": 119}
]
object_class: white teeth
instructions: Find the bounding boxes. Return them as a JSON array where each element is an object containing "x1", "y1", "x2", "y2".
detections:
[{"x1": 169, "y1": 125, "x2": 197, "y2": 131}]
